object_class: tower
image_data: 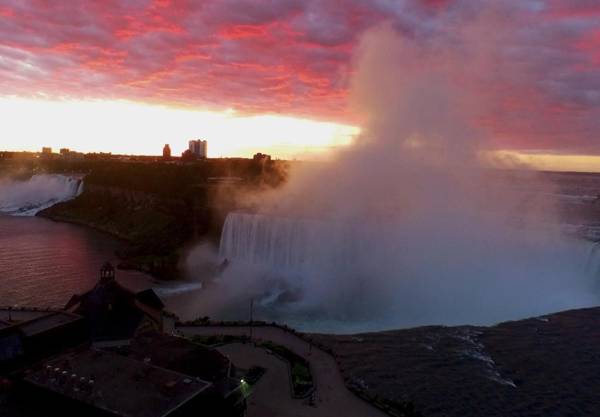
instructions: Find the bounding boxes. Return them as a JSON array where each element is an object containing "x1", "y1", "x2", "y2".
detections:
[
  {"x1": 162, "y1": 144, "x2": 171, "y2": 159},
  {"x1": 100, "y1": 262, "x2": 115, "y2": 284}
]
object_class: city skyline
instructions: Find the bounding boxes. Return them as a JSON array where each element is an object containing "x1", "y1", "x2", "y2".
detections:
[{"x1": 0, "y1": 97, "x2": 358, "y2": 159}]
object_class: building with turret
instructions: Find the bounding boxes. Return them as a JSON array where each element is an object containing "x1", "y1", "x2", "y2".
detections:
[{"x1": 64, "y1": 262, "x2": 168, "y2": 341}]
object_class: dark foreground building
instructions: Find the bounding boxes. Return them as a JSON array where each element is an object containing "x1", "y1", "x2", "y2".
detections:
[
  {"x1": 0, "y1": 263, "x2": 245, "y2": 417},
  {"x1": 22, "y1": 348, "x2": 213, "y2": 417},
  {"x1": 64, "y1": 262, "x2": 168, "y2": 343},
  {"x1": 0, "y1": 311, "x2": 86, "y2": 373}
]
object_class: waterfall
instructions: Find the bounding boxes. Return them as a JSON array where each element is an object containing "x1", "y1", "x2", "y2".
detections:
[
  {"x1": 586, "y1": 242, "x2": 600, "y2": 282},
  {"x1": 216, "y1": 211, "x2": 600, "y2": 330},
  {"x1": 220, "y1": 212, "x2": 321, "y2": 272},
  {"x1": 219, "y1": 212, "x2": 373, "y2": 275},
  {"x1": 0, "y1": 174, "x2": 84, "y2": 216}
]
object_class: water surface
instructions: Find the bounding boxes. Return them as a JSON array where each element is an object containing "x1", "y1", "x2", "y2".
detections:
[{"x1": 0, "y1": 215, "x2": 155, "y2": 308}]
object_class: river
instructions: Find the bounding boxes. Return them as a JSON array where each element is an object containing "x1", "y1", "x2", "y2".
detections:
[{"x1": 0, "y1": 215, "x2": 200, "y2": 315}]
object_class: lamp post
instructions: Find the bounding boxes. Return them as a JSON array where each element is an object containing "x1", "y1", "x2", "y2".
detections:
[
  {"x1": 249, "y1": 298, "x2": 254, "y2": 340},
  {"x1": 9, "y1": 304, "x2": 18, "y2": 322}
]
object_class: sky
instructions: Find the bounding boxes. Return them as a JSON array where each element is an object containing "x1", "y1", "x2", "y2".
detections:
[{"x1": 0, "y1": 0, "x2": 599, "y2": 166}]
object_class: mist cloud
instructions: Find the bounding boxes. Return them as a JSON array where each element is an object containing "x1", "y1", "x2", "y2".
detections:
[{"x1": 195, "y1": 23, "x2": 600, "y2": 333}]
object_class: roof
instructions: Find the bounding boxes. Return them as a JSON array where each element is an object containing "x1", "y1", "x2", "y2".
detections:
[
  {"x1": 136, "y1": 289, "x2": 165, "y2": 311},
  {"x1": 24, "y1": 349, "x2": 212, "y2": 417},
  {"x1": 64, "y1": 294, "x2": 81, "y2": 311},
  {"x1": 126, "y1": 331, "x2": 231, "y2": 384},
  {"x1": 17, "y1": 312, "x2": 82, "y2": 337},
  {"x1": 74, "y1": 280, "x2": 144, "y2": 341},
  {"x1": 65, "y1": 280, "x2": 164, "y2": 342},
  {"x1": 1, "y1": 312, "x2": 83, "y2": 366}
]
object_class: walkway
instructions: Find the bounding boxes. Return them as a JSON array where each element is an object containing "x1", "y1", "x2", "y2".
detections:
[{"x1": 178, "y1": 325, "x2": 388, "y2": 417}]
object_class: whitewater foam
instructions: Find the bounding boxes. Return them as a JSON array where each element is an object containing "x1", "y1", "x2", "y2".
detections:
[
  {"x1": 0, "y1": 174, "x2": 83, "y2": 216},
  {"x1": 153, "y1": 282, "x2": 203, "y2": 296}
]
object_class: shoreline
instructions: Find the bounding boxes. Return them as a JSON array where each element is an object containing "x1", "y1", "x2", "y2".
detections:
[
  {"x1": 35, "y1": 185, "x2": 193, "y2": 281},
  {"x1": 35, "y1": 210, "x2": 174, "y2": 280}
]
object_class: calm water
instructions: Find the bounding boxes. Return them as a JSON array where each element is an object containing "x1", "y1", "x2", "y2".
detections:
[{"x1": 0, "y1": 215, "x2": 159, "y2": 308}]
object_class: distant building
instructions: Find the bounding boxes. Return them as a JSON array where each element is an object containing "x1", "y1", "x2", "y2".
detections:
[
  {"x1": 84, "y1": 152, "x2": 113, "y2": 161},
  {"x1": 188, "y1": 139, "x2": 207, "y2": 159},
  {"x1": 59, "y1": 148, "x2": 85, "y2": 160},
  {"x1": 253, "y1": 153, "x2": 271, "y2": 163},
  {"x1": 163, "y1": 144, "x2": 172, "y2": 159},
  {"x1": 41, "y1": 147, "x2": 52, "y2": 154}
]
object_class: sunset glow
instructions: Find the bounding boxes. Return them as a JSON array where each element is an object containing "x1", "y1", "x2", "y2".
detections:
[{"x1": 0, "y1": 97, "x2": 358, "y2": 158}]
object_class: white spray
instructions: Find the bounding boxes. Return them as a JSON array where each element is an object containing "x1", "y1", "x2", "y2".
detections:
[{"x1": 194, "y1": 25, "x2": 600, "y2": 332}]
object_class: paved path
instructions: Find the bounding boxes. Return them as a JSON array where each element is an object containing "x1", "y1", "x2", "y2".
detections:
[
  {"x1": 219, "y1": 343, "x2": 312, "y2": 417},
  {"x1": 178, "y1": 325, "x2": 388, "y2": 417}
]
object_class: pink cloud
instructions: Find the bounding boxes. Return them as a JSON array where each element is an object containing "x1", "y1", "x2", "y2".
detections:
[{"x1": 0, "y1": 0, "x2": 599, "y2": 153}]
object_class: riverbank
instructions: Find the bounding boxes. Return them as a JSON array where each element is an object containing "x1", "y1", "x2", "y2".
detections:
[
  {"x1": 310, "y1": 306, "x2": 600, "y2": 417},
  {"x1": 37, "y1": 184, "x2": 190, "y2": 280},
  {"x1": 16, "y1": 157, "x2": 289, "y2": 280}
]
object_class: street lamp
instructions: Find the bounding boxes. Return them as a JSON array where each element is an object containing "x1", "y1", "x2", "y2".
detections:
[{"x1": 249, "y1": 298, "x2": 254, "y2": 340}]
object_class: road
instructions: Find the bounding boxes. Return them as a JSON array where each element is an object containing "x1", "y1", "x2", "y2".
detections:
[{"x1": 178, "y1": 325, "x2": 388, "y2": 417}]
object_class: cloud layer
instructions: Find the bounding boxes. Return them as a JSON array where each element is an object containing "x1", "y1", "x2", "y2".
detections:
[{"x1": 1, "y1": 0, "x2": 599, "y2": 152}]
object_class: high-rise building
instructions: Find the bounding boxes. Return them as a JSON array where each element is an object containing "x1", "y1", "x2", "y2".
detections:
[
  {"x1": 188, "y1": 139, "x2": 207, "y2": 159},
  {"x1": 162, "y1": 144, "x2": 171, "y2": 159},
  {"x1": 42, "y1": 147, "x2": 52, "y2": 154}
]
